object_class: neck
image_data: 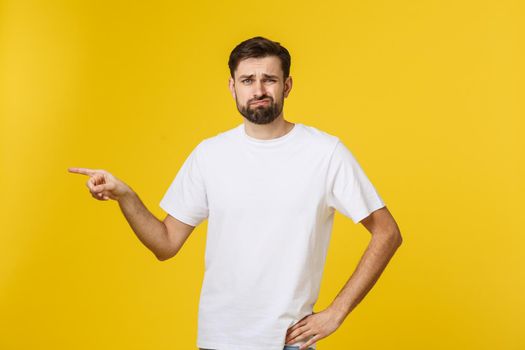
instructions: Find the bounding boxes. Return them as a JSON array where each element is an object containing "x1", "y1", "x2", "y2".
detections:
[{"x1": 243, "y1": 116, "x2": 295, "y2": 140}]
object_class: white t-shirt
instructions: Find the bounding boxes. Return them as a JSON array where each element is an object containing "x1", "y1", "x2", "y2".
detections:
[{"x1": 160, "y1": 122, "x2": 386, "y2": 350}]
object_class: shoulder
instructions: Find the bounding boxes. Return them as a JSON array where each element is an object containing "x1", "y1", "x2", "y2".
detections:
[
  {"x1": 299, "y1": 123, "x2": 341, "y2": 153},
  {"x1": 194, "y1": 124, "x2": 242, "y2": 156},
  {"x1": 299, "y1": 124, "x2": 363, "y2": 168}
]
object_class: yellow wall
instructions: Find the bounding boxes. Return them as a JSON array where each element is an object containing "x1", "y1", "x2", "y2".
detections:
[{"x1": 1, "y1": 0, "x2": 523, "y2": 349}]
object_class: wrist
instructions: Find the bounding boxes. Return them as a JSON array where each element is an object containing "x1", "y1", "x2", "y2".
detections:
[
  {"x1": 328, "y1": 301, "x2": 350, "y2": 324},
  {"x1": 117, "y1": 184, "x2": 135, "y2": 202}
]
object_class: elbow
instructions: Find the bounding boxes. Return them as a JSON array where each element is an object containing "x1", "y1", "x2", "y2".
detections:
[
  {"x1": 155, "y1": 250, "x2": 175, "y2": 261},
  {"x1": 373, "y1": 226, "x2": 403, "y2": 246},
  {"x1": 155, "y1": 243, "x2": 183, "y2": 261},
  {"x1": 378, "y1": 226, "x2": 402, "y2": 247},
  {"x1": 394, "y1": 229, "x2": 403, "y2": 247},
  {"x1": 156, "y1": 254, "x2": 169, "y2": 261}
]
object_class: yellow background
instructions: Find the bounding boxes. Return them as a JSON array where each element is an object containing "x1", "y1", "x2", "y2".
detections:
[{"x1": 1, "y1": 0, "x2": 523, "y2": 349}]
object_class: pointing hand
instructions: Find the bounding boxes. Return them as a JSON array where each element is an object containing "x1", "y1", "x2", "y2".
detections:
[{"x1": 68, "y1": 167, "x2": 131, "y2": 201}]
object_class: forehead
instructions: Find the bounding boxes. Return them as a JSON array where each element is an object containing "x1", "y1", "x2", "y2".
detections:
[{"x1": 235, "y1": 56, "x2": 283, "y2": 78}]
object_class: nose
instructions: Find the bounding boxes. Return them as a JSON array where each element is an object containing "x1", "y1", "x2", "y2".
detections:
[{"x1": 253, "y1": 79, "x2": 267, "y2": 98}]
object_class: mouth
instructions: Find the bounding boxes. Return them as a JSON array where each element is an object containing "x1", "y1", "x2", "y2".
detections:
[{"x1": 250, "y1": 99, "x2": 270, "y2": 106}]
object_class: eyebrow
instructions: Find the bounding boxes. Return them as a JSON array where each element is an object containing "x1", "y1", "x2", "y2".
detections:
[{"x1": 238, "y1": 74, "x2": 280, "y2": 80}]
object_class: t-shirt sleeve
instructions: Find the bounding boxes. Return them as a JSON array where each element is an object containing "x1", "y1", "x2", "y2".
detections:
[
  {"x1": 326, "y1": 140, "x2": 386, "y2": 224},
  {"x1": 159, "y1": 141, "x2": 209, "y2": 227}
]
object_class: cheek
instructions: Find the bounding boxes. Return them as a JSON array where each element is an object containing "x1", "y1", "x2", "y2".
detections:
[
  {"x1": 239, "y1": 93, "x2": 250, "y2": 103},
  {"x1": 235, "y1": 88, "x2": 247, "y2": 98},
  {"x1": 272, "y1": 86, "x2": 284, "y2": 97}
]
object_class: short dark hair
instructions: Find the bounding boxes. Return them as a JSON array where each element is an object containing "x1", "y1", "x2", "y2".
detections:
[{"x1": 228, "y1": 36, "x2": 291, "y2": 80}]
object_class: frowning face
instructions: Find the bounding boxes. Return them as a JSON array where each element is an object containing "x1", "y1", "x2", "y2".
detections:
[{"x1": 229, "y1": 55, "x2": 292, "y2": 124}]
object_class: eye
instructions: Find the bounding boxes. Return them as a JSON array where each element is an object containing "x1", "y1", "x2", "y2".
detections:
[{"x1": 242, "y1": 79, "x2": 252, "y2": 84}]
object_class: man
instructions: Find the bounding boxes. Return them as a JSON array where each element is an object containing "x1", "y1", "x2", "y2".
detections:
[{"x1": 68, "y1": 36, "x2": 402, "y2": 350}]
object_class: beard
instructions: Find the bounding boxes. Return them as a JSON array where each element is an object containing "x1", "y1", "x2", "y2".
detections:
[{"x1": 236, "y1": 93, "x2": 284, "y2": 125}]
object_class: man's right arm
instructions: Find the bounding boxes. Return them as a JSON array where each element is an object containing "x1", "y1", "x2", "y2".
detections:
[
  {"x1": 68, "y1": 167, "x2": 195, "y2": 261},
  {"x1": 118, "y1": 189, "x2": 195, "y2": 260}
]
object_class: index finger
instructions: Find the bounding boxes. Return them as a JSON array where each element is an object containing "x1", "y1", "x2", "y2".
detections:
[{"x1": 68, "y1": 167, "x2": 96, "y2": 176}]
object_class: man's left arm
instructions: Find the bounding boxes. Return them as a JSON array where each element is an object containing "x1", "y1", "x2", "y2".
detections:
[
  {"x1": 285, "y1": 206, "x2": 402, "y2": 349},
  {"x1": 328, "y1": 206, "x2": 402, "y2": 320}
]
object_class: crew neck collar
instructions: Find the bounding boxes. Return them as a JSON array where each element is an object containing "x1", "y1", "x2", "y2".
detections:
[{"x1": 239, "y1": 122, "x2": 301, "y2": 145}]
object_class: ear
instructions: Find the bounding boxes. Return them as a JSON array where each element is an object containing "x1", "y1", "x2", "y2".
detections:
[
  {"x1": 228, "y1": 77, "x2": 236, "y2": 100},
  {"x1": 284, "y1": 76, "x2": 293, "y2": 98}
]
